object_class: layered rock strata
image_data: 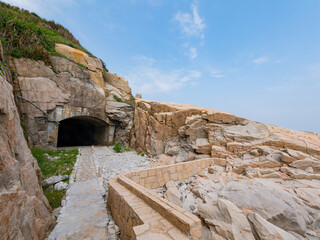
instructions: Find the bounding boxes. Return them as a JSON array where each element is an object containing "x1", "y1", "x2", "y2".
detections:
[{"x1": 131, "y1": 99, "x2": 320, "y2": 165}]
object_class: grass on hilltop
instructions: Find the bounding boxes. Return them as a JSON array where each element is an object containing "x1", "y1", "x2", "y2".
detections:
[{"x1": 0, "y1": 1, "x2": 92, "y2": 64}]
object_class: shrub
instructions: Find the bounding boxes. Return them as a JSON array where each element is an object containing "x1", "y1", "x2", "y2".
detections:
[
  {"x1": 113, "y1": 142, "x2": 131, "y2": 153},
  {"x1": 113, "y1": 142, "x2": 123, "y2": 153}
]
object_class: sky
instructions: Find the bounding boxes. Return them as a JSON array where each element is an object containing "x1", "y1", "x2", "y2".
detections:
[{"x1": 3, "y1": 0, "x2": 320, "y2": 133}]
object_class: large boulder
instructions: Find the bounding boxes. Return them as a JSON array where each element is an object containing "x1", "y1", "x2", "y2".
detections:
[
  {"x1": 103, "y1": 72, "x2": 132, "y2": 101},
  {"x1": 248, "y1": 212, "x2": 298, "y2": 240},
  {"x1": 198, "y1": 199, "x2": 255, "y2": 240},
  {"x1": 218, "y1": 179, "x2": 309, "y2": 235}
]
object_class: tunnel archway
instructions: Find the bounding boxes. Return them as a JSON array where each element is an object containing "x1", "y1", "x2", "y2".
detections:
[{"x1": 57, "y1": 116, "x2": 109, "y2": 147}]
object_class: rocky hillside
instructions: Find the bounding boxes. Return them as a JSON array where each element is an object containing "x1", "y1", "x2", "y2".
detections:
[
  {"x1": 131, "y1": 99, "x2": 320, "y2": 163},
  {"x1": 1, "y1": 1, "x2": 320, "y2": 239},
  {"x1": 0, "y1": 3, "x2": 134, "y2": 239},
  {"x1": 0, "y1": 42, "x2": 53, "y2": 239},
  {"x1": 0, "y1": 2, "x2": 134, "y2": 148},
  {"x1": 132, "y1": 99, "x2": 320, "y2": 239}
]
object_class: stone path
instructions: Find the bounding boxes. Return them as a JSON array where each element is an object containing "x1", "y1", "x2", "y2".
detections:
[{"x1": 48, "y1": 147, "x2": 112, "y2": 240}]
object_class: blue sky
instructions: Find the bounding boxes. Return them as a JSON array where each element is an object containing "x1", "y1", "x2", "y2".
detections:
[{"x1": 4, "y1": 0, "x2": 320, "y2": 133}]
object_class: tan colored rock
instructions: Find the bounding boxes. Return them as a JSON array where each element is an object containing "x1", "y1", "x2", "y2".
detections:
[
  {"x1": 280, "y1": 152, "x2": 296, "y2": 163},
  {"x1": 248, "y1": 212, "x2": 298, "y2": 240},
  {"x1": 18, "y1": 77, "x2": 70, "y2": 113},
  {"x1": 195, "y1": 138, "x2": 211, "y2": 155},
  {"x1": 11, "y1": 57, "x2": 55, "y2": 78},
  {"x1": 131, "y1": 98, "x2": 320, "y2": 163},
  {"x1": 55, "y1": 43, "x2": 104, "y2": 90},
  {"x1": 164, "y1": 181, "x2": 182, "y2": 206},
  {"x1": 0, "y1": 74, "x2": 53, "y2": 239},
  {"x1": 103, "y1": 72, "x2": 132, "y2": 100},
  {"x1": 211, "y1": 145, "x2": 230, "y2": 159},
  {"x1": 289, "y1": 159, "x2": 320, "y2": 172},
  {"x1": 199, "y1": 199, "x2": 255, "y2": 240}
]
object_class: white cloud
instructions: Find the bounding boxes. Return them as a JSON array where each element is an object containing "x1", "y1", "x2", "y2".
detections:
[
  {"x1": 125, "y1": 56, "x2": 202, "y2": 94},
  {"x1": 252, "y1": 56, "x2": 269, "y2": 64},
  {"x1": 173, "y1": 3, "x2": 205, "y2": 39},
  {"x1": 188, "y1": 47, "x2": 197, "y2": 59},
  {"x1": 210, "y1": 69, "x2": 225, "y2": 79}
]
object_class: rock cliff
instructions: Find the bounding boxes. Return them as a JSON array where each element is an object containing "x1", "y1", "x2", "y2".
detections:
[
  {"x1": 9, "y1": 43, "x2": 133, "y2": 147},
  {"x1": 131, "y1": 99, "x2": 320, "y2": 163},
  {"x1": 0, "y1": 49, "x2": 53, "y2": 239}
]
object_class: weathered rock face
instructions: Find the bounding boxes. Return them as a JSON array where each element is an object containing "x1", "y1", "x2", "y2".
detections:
[
  {"x1": 0, "y1": 71, "x2": 53, "y2": 239},
  {"x1": 8, "y1": 44, "x2": 133, "y2": 147},
  {"x1": 136, "y1": 99, "x2": 320, "y2": 238},
  {"x1": 55, "y1": 43, "x2": 105, "y2": 91},
  {"x1": 131, "y1": 99, "x2": 320, "y2": 163},
  {"x1": 103, "y1": 72, "x2": 132, "y2": 101}
]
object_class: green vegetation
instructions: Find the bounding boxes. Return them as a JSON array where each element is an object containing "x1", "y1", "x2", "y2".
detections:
[
  {"x1": 101, "y1": 59, "x2": 109, "y2": 72},
  {"x1": 113, "y1": 142, "x2": 131, "y2": 153},
  {"x1": 31, "y1": 147, "x2": 78, "y2": 209},
  {"x1": 0, "y1": 2, "x2": 92, "y2": 63},
  {"x1": 138, "y1": 152, "x2": 146, "y2": 156},
  {"x1": 31, "y1": 146, "x2": 78, "y2": 178},
  {"x1": 113, "y1": 94, "x2": 136, "y2": 107},
  {"x1": 43, "y1": 189, "x2": 66, "y2": 209}
]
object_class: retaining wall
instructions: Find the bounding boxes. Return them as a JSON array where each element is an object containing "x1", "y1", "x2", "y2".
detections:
[{"x1": 108, "y1": 158, "x2": 214, "y2": 240}]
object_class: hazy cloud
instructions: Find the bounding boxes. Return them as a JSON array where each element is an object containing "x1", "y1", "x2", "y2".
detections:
[
  {"x1": 252, "y1": 56, "x2": 269, "y2": 64},
  {"x1": 210, "y1": 69, "x2": 225, "y2": 79},
  {"x1": 188, "y1": 47, "x2": 197, "y2": 59},
  {"x1": 125, "y1": 56, "x2": 202, "y2": 94}
]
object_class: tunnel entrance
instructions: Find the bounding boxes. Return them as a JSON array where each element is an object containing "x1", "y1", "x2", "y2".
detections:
[{"x1": 57, "y1": 116, "x2": 108, "y2": 147}]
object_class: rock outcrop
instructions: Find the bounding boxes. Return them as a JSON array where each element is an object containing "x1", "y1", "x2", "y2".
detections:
[
  {"x1": 0, "y1": 63, "x2": 53, "y2": 239},
  {"x1": 131, "y1": 99, "x2": 320, "y2": 163},
  {"x1": 134, "y1": 99, "x2": 320, "y2": 239},
  {"x1": 9, "y1": 44, "x2": 134, "y2": 147}
]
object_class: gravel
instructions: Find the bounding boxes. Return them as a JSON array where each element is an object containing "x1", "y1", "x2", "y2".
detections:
[{"x1": 92, "y1": 146, "x2": 156, "y2": 190}]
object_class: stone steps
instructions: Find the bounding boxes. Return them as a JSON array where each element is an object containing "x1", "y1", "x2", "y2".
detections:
[{"x1": 108, "y1": 178, "x2": 190, "y2": 240}]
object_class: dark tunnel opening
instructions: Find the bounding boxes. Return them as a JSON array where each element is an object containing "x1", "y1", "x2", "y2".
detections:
[{"x1": 57, "y1": 116, "x2": 108, "y2": 147}]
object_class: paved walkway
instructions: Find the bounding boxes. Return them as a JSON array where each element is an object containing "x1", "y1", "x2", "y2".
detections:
[{"x1": 48, "y1": 147, "x2": 111, "y2": 240}]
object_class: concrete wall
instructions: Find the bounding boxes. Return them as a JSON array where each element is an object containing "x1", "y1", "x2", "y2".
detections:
[{"x1": 46, "y1": 105, "x2": 115, "y2": 147}]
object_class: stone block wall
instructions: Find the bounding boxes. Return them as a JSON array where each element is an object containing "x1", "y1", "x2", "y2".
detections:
[
  {"x1": 108, "y1": 178, "x2": 144, "y2": 240},
  {"x1": 125, "y1": 159, "x2": 212, "y2": 189},
  {"x1": 108, "y1": 159, "x2": 214, "y2": 239}
]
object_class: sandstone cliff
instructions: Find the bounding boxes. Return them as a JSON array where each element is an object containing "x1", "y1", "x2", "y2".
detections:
[{"x1": 0, "y1": 49, "x2": 53, "y2": 239}]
